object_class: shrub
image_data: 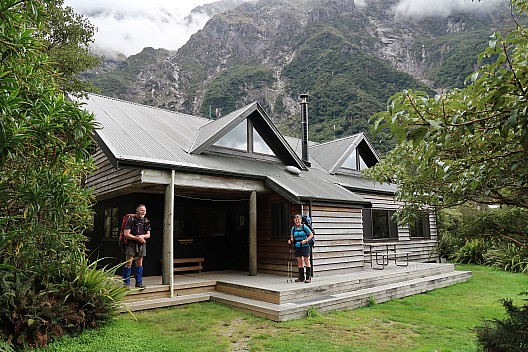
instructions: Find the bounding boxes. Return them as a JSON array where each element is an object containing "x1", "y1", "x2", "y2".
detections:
[
  {"x1": 485, "y1": 242, "x2": 528, "y2": 273},
  {"x1": 475, "y1": 292, "x2": 528, "y2": 352},
  {"x1": 455, "y1": 239, "x2": 489, "y2": 265},
  {"x1": 0, "y1": 259, "x2": 127, "y2": 349}
]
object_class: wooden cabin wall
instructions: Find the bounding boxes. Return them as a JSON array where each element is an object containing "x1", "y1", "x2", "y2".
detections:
[
  {"x1": 309, "y1": 205, "x2": 365, "y2": 276},
  {"x1": 256, "y1": 193, "x2": 365, "y2": 277},
  {"x1": 356, "y1": 191, "x2": 440, "y2": 263},
  {"x1": 256, "y1": 193, "x2": 293, "y2": 276},
  {"x1": 85, "y1": 147, "x2": 142, "y2": 198}
]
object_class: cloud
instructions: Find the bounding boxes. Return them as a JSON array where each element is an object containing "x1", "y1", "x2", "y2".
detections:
[
  {"x1": 393, "y1": 0, "x2": 508, "y2": 19},
  {"x1": 64, "y1": 0, "x2": 218, "y2": 57}
]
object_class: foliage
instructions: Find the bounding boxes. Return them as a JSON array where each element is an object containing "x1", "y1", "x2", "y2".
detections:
[
  {"x1": 87, "y1": 47, "x2": 171, "y2": 101},
  {"x1": 437, "y1": 205, "x2": 528, "y2": 269},
  {"x1": 202, "y1": 65, "x2": 274, "y2": 118},
  {"x1": 0, "y1": 260, "x2": 126, "y2": 350},
  {"x1": 41, "y1": 0, "x2": 101, "y2": 95},
  {"x1": 0, "y1": 0, "x2": 121, "y2": 349},
  {"x1": 455, "y1": 238, "x2": 490, "y2": 265},
  {"x1": 417, "y1": 30, "x2": 493, "y2": 88},
  {"x1": 368, "y1": 0, "x2": 528, "y2": 227},
  {"x1": 484, "y1": 241, "x2": 528, "y2": 273},
  {"x1": 475, "y1": 292, "x2": 528, "y2": 352},
  {"x1": 283, "y1": 24, "x2": 432, "y2": 149}
]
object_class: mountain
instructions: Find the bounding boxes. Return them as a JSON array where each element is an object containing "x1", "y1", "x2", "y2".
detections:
[{"x1": 84, "y1": 0, "x2": 512, "y2": 152}]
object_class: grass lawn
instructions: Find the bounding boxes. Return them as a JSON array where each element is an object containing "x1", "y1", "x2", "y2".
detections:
[{"x1": 38, "y1": 264, "x2": 526, "y2": 352}]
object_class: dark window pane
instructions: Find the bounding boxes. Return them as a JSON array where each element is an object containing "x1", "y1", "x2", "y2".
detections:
[
  {"x1": 362, "y1": 209, "x2": 372, "y2": 240},
  {"x1": 372, "y1": 209, "x2": 389, "y2": 239},
  {"x1": 272, "y1": 202, "x2": 290, "y2": 238}
]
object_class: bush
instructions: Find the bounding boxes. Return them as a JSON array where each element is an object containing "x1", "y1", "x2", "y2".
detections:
[
  {"x1": 438, "y1": 206, "x2": 528, "y2": 269},
  {"x1": 475, "y1": 292, "x2": 528, "y2": 352},
  {"x1": 455, "y1": 238, "x2": 490, "y2": 265},
  {"x1": 0, "y1": 259, "x2": 127, "y2": 349},
  {"x1": 485, "y1": 242, "x2": 528, "y2": 273}
]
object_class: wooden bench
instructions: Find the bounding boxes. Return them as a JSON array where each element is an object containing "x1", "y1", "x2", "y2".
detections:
[
  {"x1": 163, "y1": 257, "x2": 205, "y2": 274},
  {"x1": 173, "y1": 257, "x2": 204, "y2": 273}
]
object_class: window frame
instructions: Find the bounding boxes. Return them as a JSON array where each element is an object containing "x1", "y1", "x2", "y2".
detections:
[
  {"x1": 271, "y1": 201, "x2": 290, "y2": 239},
  {"x1": 409, "y1": 213, "x2": 431, "y2": 239},
  {"x1": 362, "y1": 208, "x2": 398, "y2": 241},
  {"x1": 103, "y1": 207, "x2": 119, "y2": 239}
]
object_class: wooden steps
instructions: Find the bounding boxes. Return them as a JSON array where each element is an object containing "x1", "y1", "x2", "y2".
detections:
[
  {"x1": 116, "y1": 263, "x2": 472, "y2": 321},
  {"x1": 120, "y1": 293, "x2": 212, "y2": 312},
  {"x1": 212, "y1": 270, "x2": 472, "y2": 321}
]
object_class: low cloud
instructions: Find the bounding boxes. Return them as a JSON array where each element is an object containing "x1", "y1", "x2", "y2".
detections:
[
  {"x1": 393, "y1": 0, "x2": 508, "y2": 19},
  {"x1": 64, "y1": 0, "x2": 218, "y2": 57}
]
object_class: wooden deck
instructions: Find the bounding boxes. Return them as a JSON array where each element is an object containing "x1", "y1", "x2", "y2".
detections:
[{"x1": 120, "y1": 262, "x2": 472, "y2": 321}]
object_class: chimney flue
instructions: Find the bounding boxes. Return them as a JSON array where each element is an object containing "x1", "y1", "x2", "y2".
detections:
[{"x1": 300, "y1": 93, "x2": 310, "y2": 166}]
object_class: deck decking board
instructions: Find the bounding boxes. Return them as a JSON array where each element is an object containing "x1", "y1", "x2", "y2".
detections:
[{"x1": 119, "y1": 263, "x2": 471, "y2": 321}]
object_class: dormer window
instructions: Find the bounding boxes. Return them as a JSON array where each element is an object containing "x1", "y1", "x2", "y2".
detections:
[
  {"x1": 342, "y1": 148, "x2": 368, "y2": 171},
  {"x1": 213, "y1": 119, "x2": 275, "y2": 156},
  {"x1": 215, "y1": 119, "x2": 248, "y2": 150}
]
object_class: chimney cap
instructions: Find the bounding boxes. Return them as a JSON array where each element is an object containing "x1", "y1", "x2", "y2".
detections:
[{"x1": 300, "y1": 93, "x2": 309, "y2": 99}]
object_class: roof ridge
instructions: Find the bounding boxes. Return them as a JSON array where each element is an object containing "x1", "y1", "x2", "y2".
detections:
[{"x1": 86, "y1": 93, "x2": 211, "y2": 122}]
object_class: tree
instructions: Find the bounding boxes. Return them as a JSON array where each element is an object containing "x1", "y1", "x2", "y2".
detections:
[
  {"x1": 42, "y1": 0, "x2": 101, "y2": 94},
  {"x1": 0, "y1": 0, "x2": 125, "y2": 349},
  {"x1": 366, "y1": 0, "x2": 528, "y2": 225}
]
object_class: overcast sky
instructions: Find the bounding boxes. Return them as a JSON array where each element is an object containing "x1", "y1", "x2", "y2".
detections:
[
  {"x1": 64, "y1": 0, "x2": 219, "y2": 57},
  {"x1": 64, "y1": 0, "x2": 507, "y2": 58}
]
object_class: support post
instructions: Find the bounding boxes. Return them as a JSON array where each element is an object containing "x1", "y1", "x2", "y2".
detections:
[
  {"x1": 162, "y1": 170, "x2": 175, "y2": 294},
  {"x1": 249, "y1": 191, "x2": 257, "y2": 276}
]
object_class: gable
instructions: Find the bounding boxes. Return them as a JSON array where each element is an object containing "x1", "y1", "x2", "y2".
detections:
[
  {"x1": 309, "y1": 133, "x2": 380, "y2": 174},
  {"x1": 190, "y1": 102, "x2": 307, "y2": 170}
]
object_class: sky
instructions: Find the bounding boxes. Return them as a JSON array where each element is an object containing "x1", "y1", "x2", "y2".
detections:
[
  {"x1": 64, "y1": 0, "x2": 508, "y2": 58},
  {"x1": 64, "y1": 0, "x2": 219, "y2": 57}
]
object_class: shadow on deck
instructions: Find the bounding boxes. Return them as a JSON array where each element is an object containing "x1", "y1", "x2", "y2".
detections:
[{"x1": 120, "y1": 262, "x2": 471, "y2": 321}]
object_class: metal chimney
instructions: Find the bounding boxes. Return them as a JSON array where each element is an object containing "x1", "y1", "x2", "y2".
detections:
[{"x1": 300, "y1": 93, "x2": 310, "y2": 166}]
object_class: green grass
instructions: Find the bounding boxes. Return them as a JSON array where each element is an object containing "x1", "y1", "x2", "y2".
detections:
[{"x1": 38, "y1": 264, "x2": 526, "y2": 352}]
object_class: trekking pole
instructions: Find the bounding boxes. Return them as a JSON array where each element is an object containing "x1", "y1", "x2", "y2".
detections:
[
  {"x1": 309, "y1": 244, "x2": 314, "y2": 280},
  {"x1": 287, "y1": 244, "x2": 293, "y2": 283}
]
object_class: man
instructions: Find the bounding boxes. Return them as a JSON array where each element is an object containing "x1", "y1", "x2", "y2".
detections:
[
  {"x1": 122, "y1": 204, "x2": 151, "y2": 289},
  {"x1": 287, "y1": 214, "x2": 313, "y2": 283}
]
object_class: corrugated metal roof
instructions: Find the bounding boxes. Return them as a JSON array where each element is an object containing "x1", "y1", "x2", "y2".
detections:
[
  {"x1": 309, "y1": 134, "x2": 363, "y2": 173},
  {"x1": 80, "y1": 94, "x2": 394, "y2": 204},
  {"x1": 190, "y1": 103, "x2": 256, "y2": 153}
]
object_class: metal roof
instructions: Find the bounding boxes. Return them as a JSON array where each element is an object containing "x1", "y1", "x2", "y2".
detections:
[{"x1": 79, "y1": 94, "x2": 394, "y2": 204}]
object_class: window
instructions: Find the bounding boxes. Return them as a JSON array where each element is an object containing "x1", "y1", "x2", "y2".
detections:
[
  {"x1": 409, "y1": 213, "x2": 431, "y2": 239},
  {"x1": 342, "y1": 148, "x2": 368, "y2": 171},
  {"x1": 173, "y1": 206, "x2": 227, "y2": 240},
  {"x1": 271, "y1": 202, "x2": 290, "y2": 238},
  {"x1": 253, "y1": 129, "x2": 274, "y2": 155},
  {"x1": 362, "y1": 209, "x2": 398, "y2": 240},
  {"x1": 214, "y1": 119, "x2": 276, "y2": 156},
  {"x1": 104, "y1": 207, "x2": 119, "y2": 239},
  {"x1": 215, "y1": 119, "x2": 248, "y2": 150}
]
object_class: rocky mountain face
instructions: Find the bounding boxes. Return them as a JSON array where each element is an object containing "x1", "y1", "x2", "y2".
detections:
[{"x1": 85, "y1": 0, "x2": 511, "y2": 149}]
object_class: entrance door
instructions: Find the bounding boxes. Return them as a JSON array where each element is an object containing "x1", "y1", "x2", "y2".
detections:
[
  {"x1": 228, "y1": 208, "x2": 249, "y2": 270},
  {"x1": 173, "y1": 198, "x2": 249, "y2": 271}
]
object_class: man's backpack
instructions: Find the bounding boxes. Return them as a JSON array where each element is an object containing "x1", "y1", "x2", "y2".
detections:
[
  {"x1": 301, "y1": 215, "x2": 315, "y2": 247},
  {"x1": 119, "y1": 213, "x2": 136, "y2": 252}
]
